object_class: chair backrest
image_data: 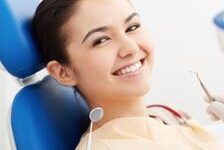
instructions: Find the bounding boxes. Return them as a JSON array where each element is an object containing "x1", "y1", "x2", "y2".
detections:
[{"x1": 0, "y1": 0, "x2": 89, "y2": 149}]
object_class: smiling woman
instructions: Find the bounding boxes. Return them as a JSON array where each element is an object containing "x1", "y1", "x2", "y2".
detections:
[{"x1": 32, "y1": 0, "x2": 221, "y2": 149}]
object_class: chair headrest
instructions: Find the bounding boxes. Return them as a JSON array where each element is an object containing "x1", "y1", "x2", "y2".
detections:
[
  {"x1": 214, "y1": 11, "x2": 224, "y2": 30},
  {"x1": 0, "y1": 0, "x2": 44, "y2": 78}
]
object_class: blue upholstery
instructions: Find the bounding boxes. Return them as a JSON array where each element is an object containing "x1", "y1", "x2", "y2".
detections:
[
  {"x1": 0, "y1": 0, "x2": 90, "y2": 149},
  {"x1": 12, "y1": 76, "x2": 89, "y2": 150},
  {"x1": 0, "y1": 0, "x2": 43, "y2": 78},
  {"x1": 214, "y1": 11, "x2": 224, "y2": 30}
]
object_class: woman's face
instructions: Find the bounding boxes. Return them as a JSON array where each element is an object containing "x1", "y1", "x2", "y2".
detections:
[{"x1": 64, "y1": 0, "x2": 154, "y2": 102}]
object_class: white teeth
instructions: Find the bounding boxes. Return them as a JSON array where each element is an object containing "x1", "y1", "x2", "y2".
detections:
[
  {"x1": 121, "y1": 69, "x2": 126, "y2": 74},
  {"x1": 130, "y1": 66, "x2": 135, "y2": 72},
  {"x1": 117, "y1": 61, "x2": 142, "y2": 76}
]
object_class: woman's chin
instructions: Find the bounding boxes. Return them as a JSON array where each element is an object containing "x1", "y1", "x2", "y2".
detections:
[{"x1": 119, "y1": 83, "x2": 151, "y2": 99}]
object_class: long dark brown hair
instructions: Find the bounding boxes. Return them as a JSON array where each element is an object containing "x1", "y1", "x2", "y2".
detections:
[{"x1": 32, "y1": 0, "x2": 81, "y2": 66}]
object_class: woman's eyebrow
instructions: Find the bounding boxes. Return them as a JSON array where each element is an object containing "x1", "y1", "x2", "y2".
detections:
[
  {"x1": 125, "y1": 12, "x2": 139, "y2": 24},
  {"x1": 81, "y1": 12, "x2": 139, "y2": 44}
]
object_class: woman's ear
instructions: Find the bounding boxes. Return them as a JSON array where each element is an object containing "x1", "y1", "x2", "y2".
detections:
[{"x1": 46, "y1": 60, "x2": 77, "y2": 86}]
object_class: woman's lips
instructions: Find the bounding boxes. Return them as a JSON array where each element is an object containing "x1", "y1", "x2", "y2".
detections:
[{"x1": 112, "y1": 58, "x2": 145, "y2": 76}]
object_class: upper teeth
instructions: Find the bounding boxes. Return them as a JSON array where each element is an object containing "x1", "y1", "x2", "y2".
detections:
[{"x1": 117, "y1": 61, "x2": 142, "y2": 76}]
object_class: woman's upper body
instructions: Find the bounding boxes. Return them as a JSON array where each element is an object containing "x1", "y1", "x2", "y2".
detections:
[
  {"x1": 32, "y1": 0, "x2": 223, "y2": 150},
  {"x1": 75, "y1": 111, "x2": 222, "y2": 150}
]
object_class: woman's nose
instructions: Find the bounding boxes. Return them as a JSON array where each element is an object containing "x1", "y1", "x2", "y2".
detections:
[{"x1": 118, "y1": 37, "x2": 139, "y2": 59}]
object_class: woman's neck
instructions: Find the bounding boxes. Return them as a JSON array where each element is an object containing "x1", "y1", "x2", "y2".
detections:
[{"x1": 89, "y1": 98, "x2": 148, "y2": 131}]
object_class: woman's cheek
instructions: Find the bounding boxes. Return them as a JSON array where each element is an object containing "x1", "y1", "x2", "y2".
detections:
[
  {"x1": 85, "y1": 53, "x2": 113, "y2": 77},
  {"x1": 136, "y1": 31, "x2": 154, "y2": 54}
]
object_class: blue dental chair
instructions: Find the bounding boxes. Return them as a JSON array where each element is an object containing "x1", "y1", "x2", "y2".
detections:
[
  {"x1": 214, "y1": 11, "x2": 224, "y2": 30},
  {"x1": 0, "y1": 0, "x2": 89, "y2": 150},
  {"x1": 214, "y1": 10, "x2": 224, "y2": 52}
]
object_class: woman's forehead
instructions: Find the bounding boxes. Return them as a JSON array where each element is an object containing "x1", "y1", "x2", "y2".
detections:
[
  {"x1": 67, "y1": 0, "x2": 135, "y2": 36},
  {"x1": 77, "y1": 0, "x2": 133, "y2": 17}
]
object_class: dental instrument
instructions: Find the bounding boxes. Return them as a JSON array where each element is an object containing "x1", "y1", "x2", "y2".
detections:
[
  {"x1": 87, "y1": 107, "x2": 104, "y2": 150},
  {"x1": 191, "y1": 71, "x2": 215, "y2": 103}
]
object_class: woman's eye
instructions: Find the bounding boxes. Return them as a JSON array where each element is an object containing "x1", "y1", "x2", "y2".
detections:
[
  {"x1": 92, "y1": 36, "x2": 110, "y2": 47},
  {"x1": 126, "y1": 23, "x2": 141, "y2": 32}
]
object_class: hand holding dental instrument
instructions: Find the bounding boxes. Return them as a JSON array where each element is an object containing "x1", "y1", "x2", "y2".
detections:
[
  {"x1": 207, "y1": 101, "x2": 224, "y2": 121},
  {"x1": 87, "y1": 107, "x2": 104, "y2": 150},
  {"x1": 191, "y1": 72, "x2": 224, "y2": 121}
]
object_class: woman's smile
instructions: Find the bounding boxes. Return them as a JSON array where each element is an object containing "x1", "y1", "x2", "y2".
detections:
[
  {"x1": 112, "y1": 57, "x2": 146, "y2": 78},
  {"x1": 113, "y1": 58, "x2": 146, "y2": 79}
]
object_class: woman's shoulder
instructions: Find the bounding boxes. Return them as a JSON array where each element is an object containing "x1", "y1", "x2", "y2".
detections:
[
  {"x1": 75, "y1": 132, "x2": 110, "y2": 150},
  {"x1": 146, "y1": 104, "x2": 192, "y2": 125},
  {"x1": 146, "y1": 105, "x2": 218, "y2": 137}
]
